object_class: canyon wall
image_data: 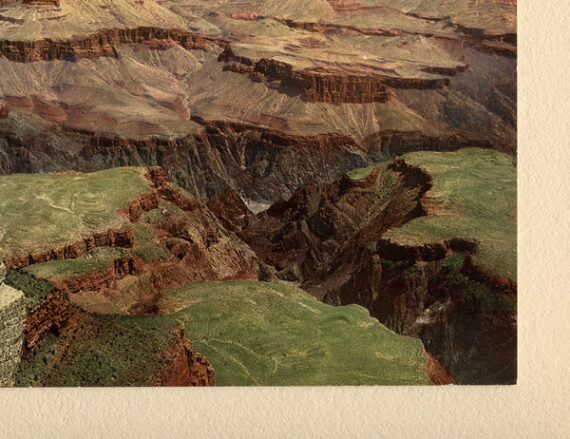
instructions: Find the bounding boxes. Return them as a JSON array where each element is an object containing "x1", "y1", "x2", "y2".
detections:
[
  {"x1": 0, "y1": 265, "x2": 26, "y2": 386},
  {"x1": 0, "y1": 27, "x2": 224, "y2": 63},
  {"x1": 157, "y1": 325, "x2": 215, "y2": 387}
]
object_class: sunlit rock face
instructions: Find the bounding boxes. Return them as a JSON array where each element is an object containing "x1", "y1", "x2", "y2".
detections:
[
  {"x1": 0, "y1": 0, "x2": 515, "y2": 202},
  {"x1": 0, "y1": 262, "x2": 26, "y2": 387}
]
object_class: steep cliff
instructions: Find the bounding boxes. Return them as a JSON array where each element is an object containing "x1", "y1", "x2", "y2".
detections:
[
  {"x1": 0, "y1": 0, "x2": 516, "y2": 204},
  {"x1": 1, "y1": 167, "x2": 264, "y2": 316},
  {"x1": 16, "y1": 309, "x2": 215, "y2": 387},
  {"x1": 0, "y1": 264, "x2": 26, "y2": 386},
  {"x1": 157, "y1": 325, "x2": 215, "y2": 387},
  {"x1": 220, "y1": 49, "x2": 465, "y2": 104},
  {"x1": 238, "y1": 148, "x2": 516, "y2": 384},
  {"x1": 0, "y1": 27, "x2": 223, "y2": 63}
]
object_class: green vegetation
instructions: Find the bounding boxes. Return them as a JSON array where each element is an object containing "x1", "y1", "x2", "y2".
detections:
[
  {"x1": 133, "y1": 222, "x2": 157, "y2": 247},
  {"x1": 166, "y1": 281, "x2": 430, "y2": 386},
  {"x1": 16, "y1": 333, "x2": 61, "y2": 386},
  {"x1": 465, "y1": 281, "x2": 514, "y2": 314},
  {"x1": 379, "y1": 258, "x2": 396, "y2": 269},
  {"x1": 139, "y1": 208, "x2": 164, "y2": 225},
  {"x1": 24, "y1": 248, "x2": 126, "y2": 281},
  {"x1": 403, "y1": 264, "x2": 421, "y2": 278},
  {"x1": 17, "y1": 314, "x2": 180, "y2": 387},
  {"x1": 4, "y1": 271, "x2": 55, "y2": 308},
  {"x1": 346, "y1": 161, "x2": 389, "y2": 181},
  {"x1": 0, "y1": 167, "x2": 151, "y2": 259},
  {"x1": 132, "y1": 246, "x2": 170, "y2": 263},
  {"x1": 363, "y1": 241, "x2": 377, "y2": 252},
  {"x1": 442, "y1": 252, "x2": 466, "y2": 274},
  {"x1": 15, "y1": 281, "x2": 431, "y2": 387},
  {"x1": 383, "y1": 148, "x2": 516, "y2": 281}
]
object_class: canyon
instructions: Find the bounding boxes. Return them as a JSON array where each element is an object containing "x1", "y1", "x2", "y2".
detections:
[{"x1": 0, "y1": 0, "x2": 516, "y2": 386}]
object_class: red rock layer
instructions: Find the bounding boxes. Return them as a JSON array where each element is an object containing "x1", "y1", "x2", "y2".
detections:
[
  {"x1": 22, "y1": 0, "x2": 59, "y2": 5},
  {"x1": 229, "y1": 12, "x2": 260, "y2": 21},
  {"x1": 206, "y1": 188, "x2": 253, "y2": 232},
  {"x1": 192, "y1": 115, "x2": 359, "y2": 149},
  {"x1": 220, "y1": 50, "x2": 461, "y2": 104},
  {"x1": 145, "y1": 167, "x2": 169, "y2": 190},
  {"x1": 158, "y1": 186, "x2": 203, "y2": 212},
  {"x1": 24, "y1": 290, "x2": 72, "y2": 350},
  {"x1": 52, "y1": 255, "x2": 145, "y2": 295},
  {"x1": 326, "y1": 0, "x2": 384, "y2": 13},
  {"x1": 425, "y1": 352, "x2": 455, "y2": 385},
  {"x1": 0, "y1": 27, "x2": 226, "y2": 63},
  {"x1": 461, "y1": 255, "x2": 516, "y2": 296},
  {"x1": 117, "y1": 190, "x2": 160, "y2": 222},
  {"x1": 157, "y1": 325, "x2": 215, "y2": 386},
  {"x1": 4, "y1": 228, "x2": 135, "y2": 270},
  {"x1": 0, "y1": 103, "x2": 9, "y2": 119}
]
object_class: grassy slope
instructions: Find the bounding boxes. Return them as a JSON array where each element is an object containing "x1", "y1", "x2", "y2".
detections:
[
  {"x1": 384, "y1": 148, "x2": 516, "y2": 281},
  {"x1": 0, "y1": 167, "x2": 151, "y2": 259},
  {"x1": 21, "y1": 205, "x2": 172, "y2": 283},
  {"x1": 17, "y1": 314, "x2": 180, "y2": 387},
  {"x1": 16, "y1": 280, "x2": 430, "y2": 386},
  {"x1": 23, "y1": 248, "x2": 126, "y2": 281},
  {"x1": 165, "y1": 281, "x2": 430, "y2": 386}
]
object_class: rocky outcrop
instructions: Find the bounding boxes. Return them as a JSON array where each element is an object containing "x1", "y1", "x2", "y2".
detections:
[
  {"x1": 24, "y1": 289, "x2": 72, "y2": 350},
  {"x1": 206, "y1": 188, "x2": 254, "y2": 232},
  {"x1": 0, "y1": 106, "x2": 511, "y2": 204},
  {"x1": 219, "y1": 49, "x2": 459, "y2": 104},
  {"x1": 238, "y1": 160, "x2": 422, "y2": 283},
  {"x1": 0, "y1": 103, "x2": 9, "y2": 119},
  {"x1": 312, "y1": 232, "x2": 516, "y2": 384},
  {"x1": 240, "y1": 155, "x2": 516, "y2": 384},
  {"x1": 4, "y1": 228, "x2": 135, "y2": 270},
  {"x1": 22, "y1": 0, "x2": 60, "y2": 5},
  {"x1": 52, "y1": 256, "x2": 145, "y2": 296},
  {"x1": 117, "y1": 191, "x2": 160, "y2": 222},
  {"x1": 425, "y1": 352, "x2": 454, "y2": 385},
  {"x1": 157, "y1": 325, "x2": 215, "y2": 387},
  {"x1": 0, "y1": 27, "x2": 226, "y2": 63},
  {"x1": 0, "y1": 281, "x2": 26, "y2": 386}
]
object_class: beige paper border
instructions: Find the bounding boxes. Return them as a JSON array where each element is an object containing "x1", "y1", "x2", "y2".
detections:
[{"x1": 1, "y1": 0, "x2": 569, "y2": 437}]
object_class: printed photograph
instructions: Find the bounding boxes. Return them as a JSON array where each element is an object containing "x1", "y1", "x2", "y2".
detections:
[{"x1": 0, "y1": 0, "x2": 516, "y2": 386}]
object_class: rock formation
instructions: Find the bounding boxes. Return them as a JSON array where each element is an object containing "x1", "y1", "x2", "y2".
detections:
[{"x1": 0, "y1": 263, "x2": 26, "y2": 386}]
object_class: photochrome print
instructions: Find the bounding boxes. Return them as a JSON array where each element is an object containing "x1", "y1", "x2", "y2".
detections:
[{"x1": 0, "y1": 0, "x2": 516, "y2": 387}]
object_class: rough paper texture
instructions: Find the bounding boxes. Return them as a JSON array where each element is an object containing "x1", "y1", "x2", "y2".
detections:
[{"x1": 0, "y1": 0, "x2": 568, "y2": 436}]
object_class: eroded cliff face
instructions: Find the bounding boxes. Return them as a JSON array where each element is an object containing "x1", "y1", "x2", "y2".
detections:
[
  {"x1": 206, "y1": 188, "x2": 254, "y2": 232},
  {"x1": 0, "y1": 0, "x2": 516, "y2": 386},
  {"x1": 157, "y1": 325, "x2": 215, "y2": 387},
  {"x1": 52, "y1": 256, "x2": 145, "y2": 296},
  {"x1": 0, "y1": 0, "x2": 516, "y2": 205},
  {"x1": 219, "y1": 48, "x2": 468, "y2": 104},
  {"x1": 24, "y1": 289, "x2": 72, "y2": 351},
  {"x1": 0, "y1": 27, "x2": 223, "y2": 63},
  {"x1": 1, "y1": 168, "x2": 264, "y2": 318},
  {"x1": 0, "y1": 282, "x2": 26, "y2": 386},
  {"x1": 4, "y1": 228, "x2": 135, "y2": 270},
  {"x1": 316, "y1": 237, "x2": 516, "y2": 384},
  {"x1": 233, "y1": 152, "x2": 516, "y2": 384}
]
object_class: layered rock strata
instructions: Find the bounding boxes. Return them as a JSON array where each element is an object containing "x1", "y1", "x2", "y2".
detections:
[
  {"x1": 157, "y1": 325, "x2": 215, "y2": 386},
  {"x1": 0, "y1": 265, "x2": 26, "y2": 386}
]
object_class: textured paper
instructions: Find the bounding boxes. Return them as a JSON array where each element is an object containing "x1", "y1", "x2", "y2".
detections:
[{"x1": 0, "y1": 0, "x2": 569, "y2": 437}]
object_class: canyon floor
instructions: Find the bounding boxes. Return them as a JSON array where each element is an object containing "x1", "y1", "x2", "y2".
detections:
[{"x1": 0, "y1": 0, "x2": 516, "y2": 386}]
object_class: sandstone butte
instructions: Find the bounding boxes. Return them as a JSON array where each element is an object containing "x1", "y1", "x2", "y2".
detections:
[{"x1": 0, "y1": 0, "x2": 515, "y2": 386}]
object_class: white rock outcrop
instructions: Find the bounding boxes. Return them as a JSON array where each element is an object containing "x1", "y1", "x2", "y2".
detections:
[{"x1": 0, "y1": 264, "x2": 26, "y2": 387}]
